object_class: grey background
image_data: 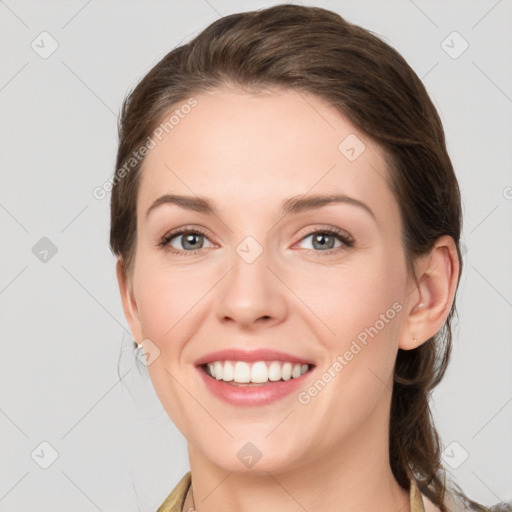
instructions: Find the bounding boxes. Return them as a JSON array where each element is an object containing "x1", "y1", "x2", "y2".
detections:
[{"x1": 0, "y1": 0, "x2": 511, "y2": 510}]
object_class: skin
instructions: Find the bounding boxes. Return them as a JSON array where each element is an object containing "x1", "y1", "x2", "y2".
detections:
[{"x1": 117, "y1": 86, "x2": 458, "y2": 512}]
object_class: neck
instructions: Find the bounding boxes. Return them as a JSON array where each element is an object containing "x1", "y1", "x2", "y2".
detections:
[{"x1": 183, "y1": 412, "x2": 410, "y2": 512}]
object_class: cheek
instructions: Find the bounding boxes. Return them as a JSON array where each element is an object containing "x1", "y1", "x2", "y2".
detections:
[
  {"x1": 283, "y1": 257, "x2": 404, "y2": 445},
  {"x1": 297, "y1": 251, "x2": 404, "y2": 393},
  {"x1": 132, "y1": 257, "x2": 219, "y2": 358},
  {"x1": 293, "y1": 249, "x2": 404, "y2": 350}
]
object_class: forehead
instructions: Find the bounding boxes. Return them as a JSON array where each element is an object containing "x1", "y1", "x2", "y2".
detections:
[{"x1": 137, "y1": 87, "x2": 398, "y2": 225}]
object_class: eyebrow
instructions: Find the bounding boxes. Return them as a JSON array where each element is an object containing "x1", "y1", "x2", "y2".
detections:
[{"x1": 146, "y1": 193, "x2": 376, "y2": 221}]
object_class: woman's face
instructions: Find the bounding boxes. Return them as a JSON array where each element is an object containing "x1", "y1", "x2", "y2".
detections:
[{"x1": 119, "y1": 86, "x2": 417, "y2": 473}]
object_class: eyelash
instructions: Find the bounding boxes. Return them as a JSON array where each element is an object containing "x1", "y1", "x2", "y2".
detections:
[{"x1": 158, "y1": 226, "x2": 355, "y2": 257}]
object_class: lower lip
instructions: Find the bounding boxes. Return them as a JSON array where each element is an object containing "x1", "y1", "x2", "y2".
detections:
[{"x1": 196, "y1": 366, "x2": 313, "y2": 406}]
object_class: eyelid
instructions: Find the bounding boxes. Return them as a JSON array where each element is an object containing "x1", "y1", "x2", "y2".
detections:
[
  {"x1": 161, "y1": 225, "x2": 212, "y2": 240},
  {"x1": 297, "y1": 225, "x2": 354, "y2": 244}
]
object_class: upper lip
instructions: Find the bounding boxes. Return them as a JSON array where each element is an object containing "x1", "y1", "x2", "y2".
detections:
[{"x1": 194, "y1": 348, "x2": 315, "y2": 366}]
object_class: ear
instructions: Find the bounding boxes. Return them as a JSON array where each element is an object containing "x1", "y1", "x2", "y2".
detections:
[
  {"x1": 116, "y1": 257, "x2": 143, "y2": 343},
  {"x1": 399, "y1": 235, "x2": 460, "y2": 350}
]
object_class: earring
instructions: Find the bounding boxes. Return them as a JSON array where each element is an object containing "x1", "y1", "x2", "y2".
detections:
[
  {"x1": 133, "y1": 341, "x2": 143, "y2": 356},
  {"x1": 413, "y1": 337, "x2": 418, "y2": 343}
]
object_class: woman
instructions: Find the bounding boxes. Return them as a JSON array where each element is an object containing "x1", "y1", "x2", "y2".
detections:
[{"x1": 110, "y1": 4, "x2": 507, "y2": 512}]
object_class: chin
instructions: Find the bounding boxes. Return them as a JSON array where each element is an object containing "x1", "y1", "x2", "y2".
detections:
[{"x1": 201, "y1": 441, "x2": 307, "y2": 476}]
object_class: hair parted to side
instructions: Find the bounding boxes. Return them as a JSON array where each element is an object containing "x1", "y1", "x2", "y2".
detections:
[{"x1": 110, "y1": 4, "x2": 499, "y2": 511}]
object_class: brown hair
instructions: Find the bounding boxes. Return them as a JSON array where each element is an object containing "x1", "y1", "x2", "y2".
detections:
[{"x1": 110, "y1": 4, "x2": 492, "y2": 511}]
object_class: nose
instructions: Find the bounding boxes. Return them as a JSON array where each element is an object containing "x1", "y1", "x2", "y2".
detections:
[{"x1": 214, "y1": 243, "x2": 288, "y2": 330}]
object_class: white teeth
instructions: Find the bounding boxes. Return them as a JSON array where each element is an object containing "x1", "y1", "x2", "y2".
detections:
[
  {"x1": 214, "y1": 361, "x2": 223, "y2": 380},
  {"x1": 234, "y1": 361, "x2": 251, "y2": 383},
  {"x1": 222, "y1": 361, "x2": 234, "y2": 382},
  {"x1": 205, "y1": 360, "x2": 310, "y2": 384},
  {"x1": 282, "y1": 362, "x2": 292, "y2": 380},
  {"x1": 268, "y1": 361, "x2": 282, "y2": 381},
  {"x1": 251, "y1": 361, "x2": 268, "y2": 383},
  {"x1": 291, "y1": 364, "x2": 302, "y2": 379}
]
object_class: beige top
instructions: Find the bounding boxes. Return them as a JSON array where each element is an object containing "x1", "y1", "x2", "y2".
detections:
[{"x1": 156, "y1": 471, "x2": 442, "y2": 512}]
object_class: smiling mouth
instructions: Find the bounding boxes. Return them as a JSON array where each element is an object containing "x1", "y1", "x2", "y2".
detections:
[{"x1": 199, "y1": 360, "x2": 315, "y2": 386}]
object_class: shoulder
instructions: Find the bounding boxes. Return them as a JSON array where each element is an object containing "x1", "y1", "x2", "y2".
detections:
[
  {"x1": 156, "y1": 471, "x2": 191, "y2": 512},
  {"x1": 441, "y1": 487, "x2": 510, "y2": 512},
  {"x1": 417, "y1": 482, "x2": 503, "y2": 512},
  {"x1": 487, "y1": 505, "x2": 512, "y2": 512},
  {"x1": 422, "y1": 493, "x2": 442, "y2": 512}
]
